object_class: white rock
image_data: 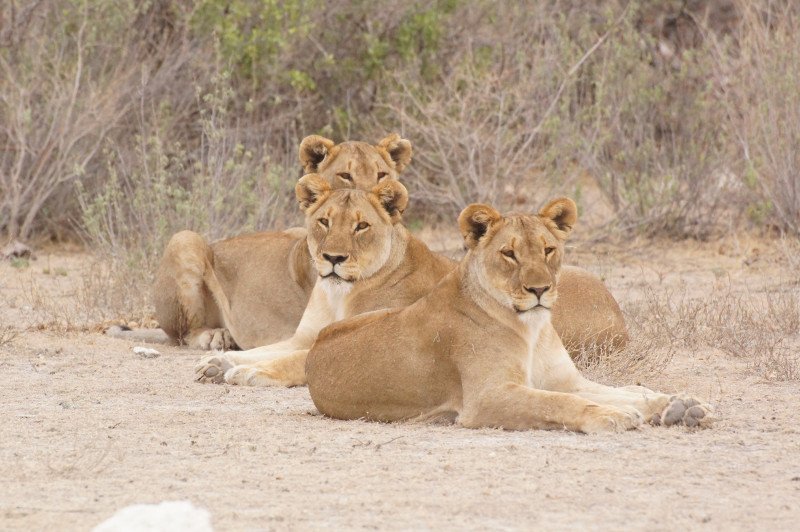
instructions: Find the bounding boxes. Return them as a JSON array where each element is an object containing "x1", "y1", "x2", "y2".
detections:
[
  {"x1": 132, "y1": 346, "x2": 161, "y2": 359},
  {"x1": 92, "y1": 500, "x2": 212, "y2": 532}
]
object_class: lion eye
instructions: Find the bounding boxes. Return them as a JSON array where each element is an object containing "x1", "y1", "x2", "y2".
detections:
[
  {"x1": 337, "y1": 172, "x2": 353, "y2": 182},
  {"x1": 501, "y1": 249, "x2": 516, "y2": 260},
  {"x1": 355, "y1": 221, "x2": 370, "y2": 232},
  {"x1": 545, "y1": 247, "x2": 556, "y2": 256},
  {"x1": 318, "y1": 218, "x2": 329, "y2": 228},
  {"x1": 377, "y1": 171, "x2": 388, "y2": 181}
]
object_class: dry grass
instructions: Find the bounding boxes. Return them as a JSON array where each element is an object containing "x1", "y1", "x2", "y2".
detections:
[
  {"x1": 20, "y1": 259, "x2": 155, "y2": 334},
  {"x1": 579, "y1": 279, "x2": 800, "y2": 383},
  {"x1": 708, "y1": 288, "x2": 800, "y2": 380},
  {"x1": 0, "y1": 326, "x2": 18, "y2": 348}
]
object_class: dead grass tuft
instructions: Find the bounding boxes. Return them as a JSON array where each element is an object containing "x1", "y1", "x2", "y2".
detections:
[
  {"x1": 586, "y1": 280, "x2": 800, "y2": 383},
  {"x1": 0, "y1": 327, "x2": 19, "y2": 348},
  {"x1": 21, "y1": 259, "x2": 154, "y2": 334}
]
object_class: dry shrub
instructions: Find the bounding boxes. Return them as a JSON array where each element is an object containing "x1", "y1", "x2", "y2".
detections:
[
  {"x1": 0, "y1": 2, "x2": 132, "y2": 239},
  {"x1": 590, "y1": 280, "x2": 800, "y2": 382},
  {"x1": 0, "y1": 1, "x2": 203, "y2": 240},
  {"x1": 714, "y1": 1, "x2": 800, "y2": 235},
  {"x1": 5, "y1": 0, "x2": 799, "y2": 245},
  {"x1": 706, "y1": 287, "x2": 799, "y2": 380},
  {"x1": 574, "y1": 286, "x2": 680, "y2": 384},
  {"x1": 73, "y1": 73, "x2": 300, "y2": 321},
  {"x1": 580, "y1": 5, "x2": 729, "y2": 239},
  {"x1": 0, "y1": 327, "x2": 18, "y2": 348},
  {"x1": 78, "y1": 75, "x2": 298, "y2": 261},
  {"x1": 382, "y1": 3, "x2": 592, "y2": 217},
  {"x1": 19, "y1": 258, "x2": 159, "y2": 333},
  {"x1": 20, "y1": 275, "x2": 83, "y2": 332}
]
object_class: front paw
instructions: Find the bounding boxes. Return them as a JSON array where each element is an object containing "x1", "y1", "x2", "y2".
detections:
[
  {"x1": 223, "y1": 365, "x2": 256, "y2": 386},
  {"x1": 580, "y1": 404, "x2": 643, "y2": 433},
  {"x1": 194, "y1": 354, "x2": 234, "y2": 384},
  {"x1": 650, "y1": 396, "x2": 713, "y2": 428}
]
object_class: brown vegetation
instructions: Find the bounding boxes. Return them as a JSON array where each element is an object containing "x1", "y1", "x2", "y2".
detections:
[{"x1": 2, "y1": 0, "x2": 799, "y2": 246}]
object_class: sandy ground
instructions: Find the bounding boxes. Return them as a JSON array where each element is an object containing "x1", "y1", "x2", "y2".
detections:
[{"x1": 2, "y1": 237, "x2": 799, "y2": 531}]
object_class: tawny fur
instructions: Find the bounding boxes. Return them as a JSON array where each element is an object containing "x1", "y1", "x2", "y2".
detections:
[
  {"x1": 151, "y1": 134, "x2": 413, "y2": 350},
  {"x1": 153, "y1": 134, "x2": 626, "y2": 353},
  {"x1": 196, "y1": 180, "x2": 626, "y2": 390},
  {"x1": 305, "y1": 200, "x2": 711, "y2": 433}
]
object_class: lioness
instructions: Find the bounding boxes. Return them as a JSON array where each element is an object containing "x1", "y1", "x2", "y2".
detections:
[
  {"x1": 305, "y1": 200, "x2": 711, "y2": 432},
  {"x1": 146, "y1": 133, "x2": 625, "y2": 355},
  {"x1": 196, "y1": 176, "x2": 627, "y2": 387},
  {"x1": 148, "y1": 134, "x2": 414, "y2": 350}
]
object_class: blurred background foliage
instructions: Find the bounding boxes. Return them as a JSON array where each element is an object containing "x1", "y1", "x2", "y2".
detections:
[{"x1": 2, "y1": 0, "x2": 799, "y2": 262}]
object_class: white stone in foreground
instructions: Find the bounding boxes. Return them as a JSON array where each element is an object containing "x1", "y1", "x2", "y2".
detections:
[
  {"x1": 132, "y1": 346, "x2": 161, "y2": 359},
  {"x1": 92, "y1": 500, "x2": 212, "y2": 532}
]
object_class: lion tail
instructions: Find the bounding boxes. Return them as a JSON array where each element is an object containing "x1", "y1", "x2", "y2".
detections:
[{"x1": 105, "y1": 325, "x2": 172, "y2": 344}]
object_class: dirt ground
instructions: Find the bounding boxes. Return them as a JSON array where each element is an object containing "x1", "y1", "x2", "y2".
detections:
[{"x1": 2, "y1": 236, "x2": 799, "y2": 531}]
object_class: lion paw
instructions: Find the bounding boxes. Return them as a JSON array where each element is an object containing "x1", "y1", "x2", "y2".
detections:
[
  {"x1": 580, "y1": 404, "x2": 643, "y2": 433},
  {"x1": 194, "y1": 354, "x2": 234, "y2": 384},
  {"x1": 188, "y1": 328, "x2": 236, "y2": 351},
  {"x1": 222, "y1": 365, "x2": 256, "y2": 386},
  {"x1": 649, "y1": 396, "x2": 712, "y2": 428}
]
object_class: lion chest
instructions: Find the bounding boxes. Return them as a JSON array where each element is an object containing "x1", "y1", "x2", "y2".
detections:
[{"x1": 519, "y1": 313, "x2": 549, "y2": 388}]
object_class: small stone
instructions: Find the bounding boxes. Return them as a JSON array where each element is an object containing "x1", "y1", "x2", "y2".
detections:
[
  {"x1": 1, "y1": 240, "x2": 33, "y2": 259},
  {"x1": 132, "y1": 346, "x2": 160, "y2": 359}
]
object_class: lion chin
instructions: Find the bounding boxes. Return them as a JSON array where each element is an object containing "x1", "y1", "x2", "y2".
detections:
[{"x1": 319, "y1": 274, "x2": 354, "y2": 297}]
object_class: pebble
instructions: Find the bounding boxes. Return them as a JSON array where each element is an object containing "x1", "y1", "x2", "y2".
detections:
[{"x1": 133, "y1": 346, "x2": 161, "y2": 359}]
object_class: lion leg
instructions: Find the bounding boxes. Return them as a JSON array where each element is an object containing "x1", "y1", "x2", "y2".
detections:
[
  {"x1": 459, "y1": 383, "x2": 641, "y2": 433},
  {"x1": 223, "y1": 350, "x2": 309, "y2": 387},
  {"x1": 195, "y1": 281, "x2": 333, "y2": 383},
  {"x1": 542, "y1": 355, "x2": 711, "y2": 428},
  {"x1": 194, "y1": 342, "x2": 302, "y2": 384},
  {"x1": 572, "y1": 385, "x2": 712, "y2": 428},
  {"x1": 154, "y1": 230, "x2": 235, "y2": 350},
  {"x1": 534, "y1": 329, "x2": 711, "y2": 428}
]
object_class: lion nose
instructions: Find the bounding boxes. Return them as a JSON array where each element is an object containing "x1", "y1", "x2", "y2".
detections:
[
  {"x1": 322, "y1": 253, "x2": 348, "y2": 265},
  {"x1": 525, "y1": 285, "x2": 550, "y2": 298}
]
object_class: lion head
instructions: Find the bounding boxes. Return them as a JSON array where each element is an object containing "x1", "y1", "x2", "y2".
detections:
[
  {"x1": 295, "y1": 173, "x2": 409, "y2": 291},
  {"x1": 299, "y1": 134, "x2": 412, "y2": 190},
  {"x1": 458, "y1": 198, "x2": 577, "y2": 322}
]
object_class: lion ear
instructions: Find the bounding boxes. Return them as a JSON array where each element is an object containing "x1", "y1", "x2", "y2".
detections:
[
  {"x1": 295, "y1": 174, "x2": 332, "y2": 212},
  {"x1": 377, "y1": 133, "x2": 412, "y2": 173},
  {"x1": 539, "y1": 197, "x2": 577, "y2": 239},
  {"x1": 299, "y1": 135, "x2": 335, "y2": 173},
  {"x1": 371, "y1": 180, "x2": 409, "y2": 223},
  {"x1": 458, "y1": 204, "x2": 502, "y2": 249}
]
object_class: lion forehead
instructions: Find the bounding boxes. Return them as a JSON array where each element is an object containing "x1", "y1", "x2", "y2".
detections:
[
  {"x1": 490, "y1": 215, "x2": 555, "y2": 250},
  {"x1": 322, "y1": 143, "x2": 392, "y2": 172},
  {"x1": 311, "y1": 191, "x2": 389, "y2": 230}
]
